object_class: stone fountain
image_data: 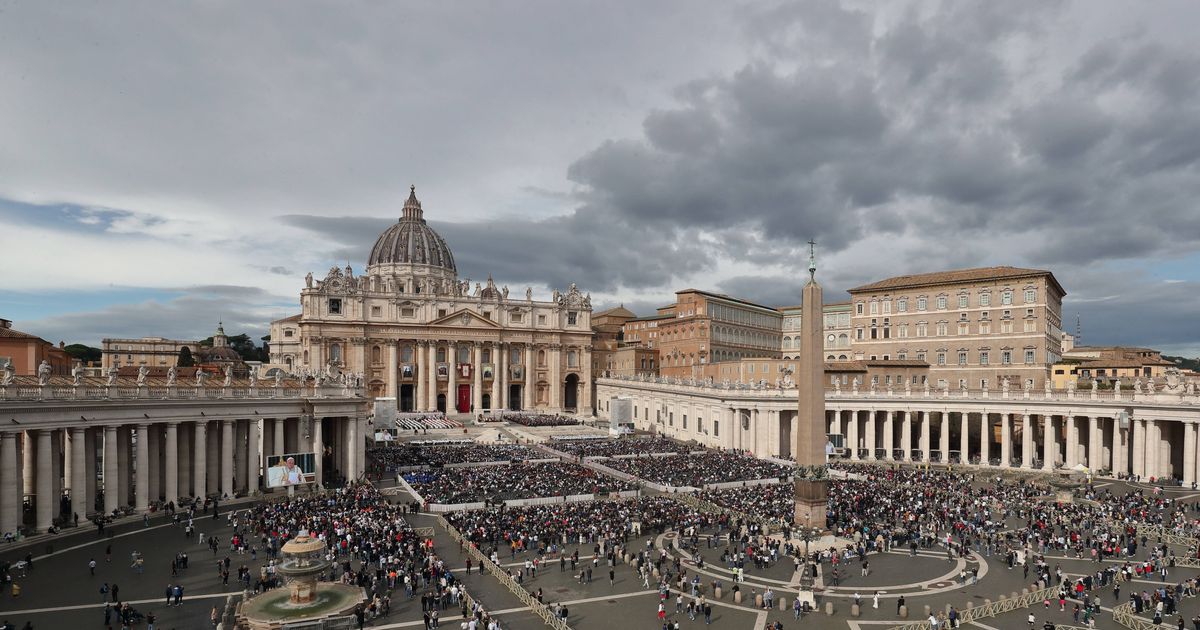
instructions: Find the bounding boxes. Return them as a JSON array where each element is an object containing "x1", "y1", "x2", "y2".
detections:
[{"x1": 238, "y1": 534, "x2": 365, "y2": 629}]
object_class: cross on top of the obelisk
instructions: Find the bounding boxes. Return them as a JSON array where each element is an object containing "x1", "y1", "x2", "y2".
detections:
[{"x1": 807, "y1": 239, "x2": 817, "y2": 280}]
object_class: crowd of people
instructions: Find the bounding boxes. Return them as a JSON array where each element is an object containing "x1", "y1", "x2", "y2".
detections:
[
  {"x1": 503, "y1": 413, "x2": 580, "y2": 427},
  {"x1": 552, "y1": 436, "x2": 696, "y2": 458},
  {"x1": 601, "y1": 452, "x2": 792, "y2": 488},
  {"x1": 394, "y1": 413, "x2": 460, "y2": 431},
  {"x1": 404, "y1": 462, "x2": 638, "y2": 505},
  {"x1": 367, "y1": 443, "x2": 542, "y2": 471}
]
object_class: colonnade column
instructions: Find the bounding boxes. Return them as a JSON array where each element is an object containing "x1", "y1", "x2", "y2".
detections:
[
  {"x1": 427, "y1": 343, "x2": 438, "y2": 412},
  {"x1": 247, "y1": 419, "x2": 259, "y2": 493},
  {"x1": 84, "y1": 429, "x2": 96, "y2": 514},
  {"x1": 1146, "y1": 420, "x2": 1160, "y2": 479},
  {"x1": 524, "y1": 345, "x2": 535, "y2": 410},
  {"x1": 346, "y1": 417, "x2": 358, "y2": 481},
  {"x1": 312, "y1": 417, "x2": 324, "y2": 487},
  {"x1": 1184, "y1": 423, "x2": 1197, "y2": 486},
  {"x1": 1000, "y1": 413, "x2": 1012, "y2": 468},
  {"x1": 164, "y1": 423, "x2": 178, "y2": 506},
  {"x1": 1132, "y1": 418, "x2": 1145, "y2": 479},
  {"x1": 1112, "y1": 418, "x2": 1126, "y2": 477},
  {"x1": 36, "y1": 429, "x2": 53, "y2": 531},
  {"x1": 919, "y1": 412, "x2": 930, "y2": 462},
  {"x1": 959, "y1": 413, "x2": 969, "y2": 464},
  {"x1": 979, "y1": 413, "x2": 990, "y2": 464},
  {"x1": 865, "y1": 411, "x2": 876, "y2": 460},
  {"x1": 117, "y1": 427, "x2": 131, "y2": 506},
  {"x1": 1021, "y1": 414, "x2": 1033, "y2": 468},
  {"x1": 1042, "y1": 416, "x2": 1055, "y2": 471},
  {"x1": 901, "y1": 411, "x2": 913, "y2": 462},
  {"x1": 147, "y1": 425, "x2": 160, "y2": 503},
  {"x1": 883, "y1": 411, "x2": 894, "y2": 460},
  {"x1": 0, "y1": 432, "x2": 18, "y2": 536},
  {"x1": 135, "y1": 424, "x2": 149, "y2": 512},
  {"x1": 221, "y1": 420, "x2": 234, "y2": 498},
  {"x1": 194, "y1": 421, "x2": 207, "y2": 497},
  {"x1": 472, "y1": 342, "x2": 483, "y2": 414},
  {"x1": 103, "y1": 425, "x2": 119, "y2": 514},
  {"x1": 845, "y1": 411, "x2": 857, "y2": 460},
  {"x1": 71, "y1": 427, "x2": 87, "y2": 522},
  {"x1": 447, "y1": 342, "x2": 457, "y2": 413},
  {"x1": 938, "y1": 412, "x2": 949, "y2": 463},
  {"x1": 1066, "y1": 415, "x2": 1078, "y2": 469},
  {"x1": 1088, "y1": 416, "x2": 1102, "y2": 472}
]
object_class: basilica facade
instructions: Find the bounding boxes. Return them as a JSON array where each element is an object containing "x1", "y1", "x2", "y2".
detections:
[{"x1": 269, "y1": 187, "x2": 594, "y2": 414}]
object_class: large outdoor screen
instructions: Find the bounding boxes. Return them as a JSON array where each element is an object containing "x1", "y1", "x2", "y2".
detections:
[{"x1": 265, "y1": 452, "x2": 317, "y2": 487}]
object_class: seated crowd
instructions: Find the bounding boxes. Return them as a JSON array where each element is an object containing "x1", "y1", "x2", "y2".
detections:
[
  {"x1": 552, "y1": 436, "x2": 696, "y2": 458},
  {"x1": 368, "y1": 443, "x2": 543, "y2": 471},
  {"x1": 602, "y1": 451, "x2": 792, "y2": 488},
  {"x1": 503, "y1": 413, "x2": 580, "y2": 427},
  {"x1": 404, "y1": 461, "x2": 638, "y2": 504},
  {"x1": 395, "y1": 414, "x2": 461, "y2": 431}
]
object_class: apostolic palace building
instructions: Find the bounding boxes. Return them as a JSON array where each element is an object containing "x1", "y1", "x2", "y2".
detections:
[{"x1": 269, "y1": 187, "x2": 594, "y2": 414}]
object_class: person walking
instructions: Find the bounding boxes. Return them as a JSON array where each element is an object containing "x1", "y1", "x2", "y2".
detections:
[{"x1": 88, "y1": 559, "x2": 96, "y2": 576}]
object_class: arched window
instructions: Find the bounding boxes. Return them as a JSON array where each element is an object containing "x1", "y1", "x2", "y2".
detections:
[
  {"x1": 330, "y1": 343, "x2": 343, "y2": 363},
  {"x1": 538, "y1": 349, "x2": 546, "y2": 367},
  {"x1": 371, "y1": 345, "x2": 382, "y2": 364},
  {"x1": 303, "y1": 350, "x2": 309, "y2": 363},
  {"x1": 402, "y1": 345, "x2": 414, "y2": 362},
  {"x1": 567, "y1": 350, "x2": 578, "y2": 368}
]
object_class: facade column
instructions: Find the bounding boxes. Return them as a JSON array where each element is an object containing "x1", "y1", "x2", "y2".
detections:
[
  {"x1": 119, "y1": 427, "x2": 132, "y2": 505},
  {"x1": 1112, "y1": 418, "x2": 1125, "y2": 476},
  {"x1": 177, "y1": 424, "x2": 191, "y2": 497},
  {"x1": 1147, "y1": 420, "x2": 1160, "y2": 480},
  {"x1": 235, "y1": 421, "x2": 248, "y2": 493},
  {"x1": 385, "y1": 342, "x2": 398, "y2": 401},
  {"x1": 415, "y1": 341, "x2": 426, "y2": 411},
  {"x1": 524, "y1": 345, "x2": 535, "y2": 410},
  {"x1": 447, "y1": 342, "x2": 458, "y2": 413},
  {"x1": 312, "y1": 417, "x2": 324, "y2": 487},
  {"x1": 427, "y1": 343, "x2": 438, "y2": 412},
  {"x1": 1184, "y1": 423, "x2": 1197, "y2": 486},
  {"x1": 865, "y1": 411, "x2": 876, "y2": 460},
  {"x1": 274, "y1": 418, "x2": 285, "y2": 457},
  {"x1": 498, "y1": 343, "x2": 508, "y2": 411},
  {"x1": 1000, "y1": 413, "x2": 1012, "y2": 468},
  {"x1": 71, "y1": 427, "x2": 88, "y2": 522},
  {"x1": 550, "y1": 345, "x2": 562, "y2": 411},
  {"x1": 85, "y1": 428, "x2": 96, "y2": 511},
  {"x1": 164, "y1": 423, "x2": 178, "y2": 506},
  {"x1": 959, "y1": 412, "x2": 969, "y2": 464},
  {"x1": 36, "y1": 430, "x2": 53, "y2": 532},
  {"x1": 490, "y1": 341, "x2": 501, "y2": 412},
  {"x1": 1066, "y1": 415, "x2": 1078, "y2": 469},
  {"x1": 247, "y1": 419, "x2": 259, "y2": 493},
  {"x1": 1088, "y1": 416, "x2": 1102, "y2": 471},
  {"x1": 901, "y1": 411, "x2": 913, "y2": 462},
  {"x1": 883, "y1": 411, "x2": 895, "y2": 460},
  {"x1": 221, "y1": 420, "x2": 234, "y2": 498},
  {"x1": 1021, "y1": 414, "x2": 1033, "y2": 468},
  {"x1": 0, "y1": 432, "x2": 18, "y2": 536},
  {"x1": 848, "y1": 410, "x2": 860, "y2": 460},
  {"x1": 194, "y1": 421, "x2": 207, "y2": 498},
  {"x1": 103, "y1": 426, "x2": 119, "y2": 515},
  {"x1": 1042, "y1": 415, "x2": 1055, "y2": 471},
  {"x1": 135, "y1": 424, "x2": 149, "y2": 512},
  {"x1": 472, "y1": 342, "x2": 483, "y2": 414},
  {"x1": 979, "y1": 413, "x2": 990, "y2": 465}
]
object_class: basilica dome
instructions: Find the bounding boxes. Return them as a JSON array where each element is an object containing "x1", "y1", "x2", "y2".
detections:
[{"x1": 367, "y1": 187, "x2": 456, "y2": 273}]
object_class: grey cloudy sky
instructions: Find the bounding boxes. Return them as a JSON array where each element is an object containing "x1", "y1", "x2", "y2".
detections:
[{"x1": 2, "y1": 1, "x2": 1200, "y2": 356}]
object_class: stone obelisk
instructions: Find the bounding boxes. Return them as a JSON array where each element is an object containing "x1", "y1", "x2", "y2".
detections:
[{"x1": 793, "y1": 241, "x2": 828, "y2": 529}]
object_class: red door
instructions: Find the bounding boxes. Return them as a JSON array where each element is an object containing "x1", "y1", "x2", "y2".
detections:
[{"x1": 456, "y1": 384, "x2": 471, "y2": 413}]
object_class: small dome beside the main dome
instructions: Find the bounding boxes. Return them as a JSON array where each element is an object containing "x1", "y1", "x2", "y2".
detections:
[{"x1": 366, "y1": 186, "x2": 457, "y2": 272}]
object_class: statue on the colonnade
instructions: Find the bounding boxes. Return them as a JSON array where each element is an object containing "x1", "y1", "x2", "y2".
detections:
[
  {"x1": 248, "y1": 366, "x2": 258, "y2": 388},
  {"x1": 37, "y1": 360, "x2": 51, "y2": 386},
  {"x1": 1133, "y1": 377, "x2": 1143, "y2": 393},
  {"x1": 71, "y1": 364, "x2": 83, "y2": 387},
  {"x1": 305, "y1": 271, "x2": 313, "y2": 288},
  {"x1": 166, "y1": 366, "x2": 177, "y2": 386},
  {"x1": 1, "y1": 361, "x2": 14, "y2": 386},
  {"x1": 196, "y1": 369, "x2": 210, "y2": 387},
  {"x1": 105, "y1": 366, "x2": 118, "y2": 386},
  {"x1": 1114, "y1": 380, "x2": 1122, "y2": 396},
  {"x1": 526, "y1": 287, "x2": 532, "y2": 301},
  {"x1": 1092, "y1": 379, "x2": 1099, "y2": 395},
  {"x1": 274, "y1": 370, "x2": 284, "y2": 388},
  {"x1": 223, "y1": 365, "x2": 233, "y2": 387},
  {"x1": 136, "y1": 365, "x2": 149, "y2": 386}
]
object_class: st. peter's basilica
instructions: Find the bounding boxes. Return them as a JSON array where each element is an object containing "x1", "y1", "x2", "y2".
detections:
[{"x1": 269, "y1": 187, "x2": 594, "y2": 414}]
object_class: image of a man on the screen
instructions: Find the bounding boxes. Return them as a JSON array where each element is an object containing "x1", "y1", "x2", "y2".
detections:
[{"x1": 269, "y1": 457, "x2": 303, "y2": 486}]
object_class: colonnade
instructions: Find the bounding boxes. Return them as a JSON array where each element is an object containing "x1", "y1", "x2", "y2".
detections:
[{"x1": 0, "y1": 414, "x2": 367, "y2": 535}]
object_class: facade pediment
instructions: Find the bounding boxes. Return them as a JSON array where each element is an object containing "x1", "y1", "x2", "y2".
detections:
[{"x1": 427, "y1": 309, "x2": 502, "y2": 329}]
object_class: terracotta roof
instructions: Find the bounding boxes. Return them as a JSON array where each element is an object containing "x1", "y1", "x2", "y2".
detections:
[
  {"x1": 274, "y1": 313, "x2": 302, "y2": 323},
  {"x1": 594, "y1": 306, "x2": 636, "y2": 319},
  {"x1": 0, "y1": 326, "x2": 42, "y2": 340},
  {"x1": 1077, "y1": 358, "x2": 1175, "y2": 369},
  {"x1": 626, "y1": 314, "x2": 673, "y2": 322},
  {"x1": 848, "y1": 266, "x2": 1065, "y2": 296},
  {"x1": 674, "y1": 288, "x2": 780, "y2": 313}
]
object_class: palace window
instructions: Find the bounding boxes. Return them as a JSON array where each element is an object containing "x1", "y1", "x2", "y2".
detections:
[
  {"x1": 936, "y1": 295, "x2": 947, "y2": 310},
  {"x1": 1001, "y1": 321, "x2": 1013, "y2": 334},
  {"x1": 980, "y1": 292, "x2": 991, "y2": 307},
  {"x1": 1024, "y1": 289, "x2": 1036, "y2": 303},
  {"x1": 1024, "y1": 320, "x2": 1036, "y2": 333},
  {"x1": 1001, "y1": 350, "x2": 1012, "y2": 365},
  {"x1": 917, "y1": 297, "x2": 927, "y2": 311},
  {"x1": 936, "y1": 322, "x2": 948, "y2": 336},
  {"x1": 882, "y1": 300, "x2": 891, "y2": 314},
  {"x1": 936, "y1": 352, "x2": 946, "y2": 366},
  {"x1": 958, "y1": 294, "x2": 968, "y2": 308},
  {"x1": 916, "y1": 351, "x2": 926, "y2": 361},
  {"x1": 979, "y1": 351, "x2": 989, "y2": 365},
  {"x1": 980, "y1": 322, "x2": 990, "y2": 335},
  {"x1": 856, "y1": 303, "x2": 864, "y2": 315},
  {"x1": 713, "y1": 420, "x2": 719, "y2": 437},
  {"x1": 869, "y1": 301, "x2": 878, "y2": 315},
  {"x1": 958, "y1": 351, "x2": 967, "y2": 366},
  {"x1": 1024, "y1": 349, "x2": 1036, "y2": 364},
  {"x1": 916, "y1": 323, "x2": 928, "y2": 337},
  {"x1": 897, "y1": 299, "x2": 908, "y2": 312},
  {"x1": 1002, "y1": 290, "x2": 1013, "y2": 305},
  {"x1": 958, "y1": 322, "x2": 968, "y2": 336}
]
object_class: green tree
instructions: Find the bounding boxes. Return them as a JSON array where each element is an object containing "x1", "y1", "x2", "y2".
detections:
[
  {"x1": 62, "y1": 344, "x2": 102, "y2": 364},
  {"x1": 177, "y1": 346, "x2": 195, "y2": 367}
]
